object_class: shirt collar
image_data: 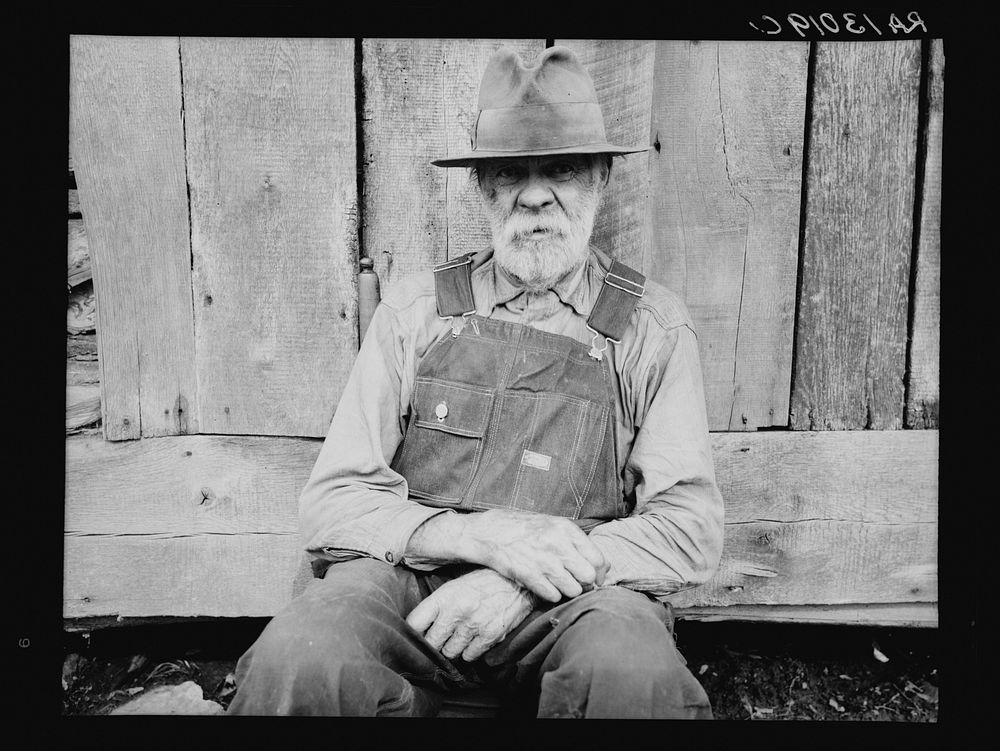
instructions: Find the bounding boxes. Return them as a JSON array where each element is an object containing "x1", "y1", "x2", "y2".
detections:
[{"x1": 485, "y1": 245, "x2": 612, "y2": 318}]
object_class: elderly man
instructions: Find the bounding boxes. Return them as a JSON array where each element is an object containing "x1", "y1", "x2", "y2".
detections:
[{"x1": 227, "y1": 45, "x2": 723, "y2": 719}]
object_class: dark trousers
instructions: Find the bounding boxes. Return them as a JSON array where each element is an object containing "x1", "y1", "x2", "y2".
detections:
[{"x1": 227, "y1": 558, "x2": 712, "y2": 718}]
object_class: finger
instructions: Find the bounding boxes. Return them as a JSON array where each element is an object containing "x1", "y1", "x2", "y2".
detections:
[
  {"x1": 440, "y1": 628, "x2": 474, "y2": 661},
  {"x1": 423, "y1": 617, "x2": 457, "y2": 652},
  {"x1": 571, "y1": 538, "x2": 609, "y2": 585},
  {"x1": 543, "y1": 567, "x2": 584, "y2": 600},
  {"x1": 560, "y1": 554, "x2": 598, "y2": 588},
  {"x1": 461, "y1": 635, "x2": 497, "y2": 663},
  {"x1": 517, "y1": 569, "x2": 563, "y2": 603},
  {"x1": 496, "y1": 552, "x2": 564, "y2": 602},
  {"x1": 405, "y1": 596, "x2": 440, "y2": 635}
]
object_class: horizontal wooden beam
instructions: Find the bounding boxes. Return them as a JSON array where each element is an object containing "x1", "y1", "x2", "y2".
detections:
[
  {"x1": 67, "y1": 218, "x2": 90, "y2": 288},
  {"x1": 64, "y1": 430, "x2": 937, "y2": 621},
  {"x1": 676, "y1": 602, "x2": 936, "y2": 628},
  {"x1": 63, "y1": 601, "x2": 936, "y2": 633},
  {"x1": 66, "y1": 385, "x2": 101, "y2": 431},
  {"x1": 67, "y1": 335, "x2": 101, "y2": 432}
]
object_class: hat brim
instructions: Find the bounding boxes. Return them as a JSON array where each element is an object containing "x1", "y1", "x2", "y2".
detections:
[{"x1": 430, "y1": 142, "x2": 650, "y2": 168}]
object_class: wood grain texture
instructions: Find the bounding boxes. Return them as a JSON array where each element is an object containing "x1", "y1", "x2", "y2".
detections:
[
  {"x1": 677, "y1": 602, "x2": 936, "y2": 627},
  {"x1": 67, "y1": 332, "x2": 98, "y2": 361},
  {"x1": 65, "y1": 433, "x2": 315, "y2": 535},
  {"x1": 647, "y1": 41, "x2": 808, "y2": 431},
  {"x1": 790, "y1": 41, "x2": 922, "y2": 430},
  {"x1": 362, "y1": 39, "x2": 544, "y2": 291},
  {"x1": 67, "y1": 337, "x2": 101, "y2": 431},
  {"x1": 556, "y1": 40, "x2": 655, "y2": 270},
  {"x1": 712, "y1": 429, "x2": 937, "y2": 524},
  {"x1": 64, "y1": 535, "x2": 306, "y2": 619},
  {"x1": 67, "y1": 218, "x2": 90, "y2": 287},
  {"x1": 182, "y1": 37, "x2": 358, "y2": 438},
  {"x1": 65, "y1": 433, "x2": 316, "y2": 618},
  {"x1": 64, "y1": 429, "x2": 936, "y2": 619},
  {"x1": 906, "y1": 39, "x2": 942, "y2": 429},
  {"x1": 668, "y1": 520, "x2": 936, "y2": 608},
  {"x1": 69, "y1": 35, "x2": 198, "y2": 441},
  {"x1": 67, "y1": 386, "x2": 102, "y2": 431}
]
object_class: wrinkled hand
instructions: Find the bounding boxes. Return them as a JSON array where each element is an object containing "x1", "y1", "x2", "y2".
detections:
[
  {"x1": 463, "y1": 510, "x2": 610, "y2": 603},
  {"x1": 405, "y1": 568, "x2": 536, "y2": 663}
]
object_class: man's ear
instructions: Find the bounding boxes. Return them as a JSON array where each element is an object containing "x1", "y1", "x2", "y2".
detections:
[{"x1": 601, "y1": 155, "x2": 613, "y2": 188}]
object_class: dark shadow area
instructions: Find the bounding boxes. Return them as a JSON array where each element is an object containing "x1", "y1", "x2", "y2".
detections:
[
  {"x1": 61, "y1": 617, "x2": 938, "y2": 720},
  {"x1": 674, "y1": 620, "x2": 939, "y2": 721}
]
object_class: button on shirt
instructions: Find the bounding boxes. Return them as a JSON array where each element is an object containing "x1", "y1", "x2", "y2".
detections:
[{"x1": 299, "y1": 247, "x2": 725, "y2": 598}]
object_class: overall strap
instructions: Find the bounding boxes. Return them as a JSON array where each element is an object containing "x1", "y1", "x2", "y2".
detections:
[
  {"x1": 432, "y1": 252, "x2": 477, "y2": 318},
  {"x1": 433, "y1": 252, "x2": 485, "y2": 337},
  {"x1": 585, "y1": 259, "x2": 646, "y2": 360}
]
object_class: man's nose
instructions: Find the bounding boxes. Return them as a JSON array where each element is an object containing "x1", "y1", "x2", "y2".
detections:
[{"x1": 516, "y1": 173, "x2": 555, "y2": 210}]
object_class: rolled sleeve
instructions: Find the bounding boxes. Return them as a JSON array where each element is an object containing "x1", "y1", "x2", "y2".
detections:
[
  {"x1": 299, "y1": 294, "x2": 451, "y2": 569},
  {"x1": 589, "y1": 324, "x2": 725, "y2": 598}
]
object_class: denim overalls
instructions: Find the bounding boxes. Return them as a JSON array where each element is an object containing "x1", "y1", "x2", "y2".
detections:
[{"x1": 392, "y1": 250, "x2": 646, "y2": 532}]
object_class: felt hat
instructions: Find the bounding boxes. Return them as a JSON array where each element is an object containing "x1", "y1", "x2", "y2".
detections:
[{"x1": 431, "y1": 46, "x2": 650, "y2": 167}]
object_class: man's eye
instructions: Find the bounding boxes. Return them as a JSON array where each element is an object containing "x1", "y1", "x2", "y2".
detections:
[
  {"x1": 548, "y1": 162, "x2": 577, "y2": 180},
  {"x1": 495, "y1": 167, "x2": 517, "y2": 179}
]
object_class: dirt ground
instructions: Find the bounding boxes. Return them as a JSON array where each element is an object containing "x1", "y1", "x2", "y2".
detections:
[{"x1": 61, "y1": 617, "x2": 938, "y2": 720}]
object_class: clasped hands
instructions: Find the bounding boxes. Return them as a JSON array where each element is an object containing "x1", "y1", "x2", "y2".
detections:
[{"x1": 404, "y1": 509, "x2": 609, "y2": 662}]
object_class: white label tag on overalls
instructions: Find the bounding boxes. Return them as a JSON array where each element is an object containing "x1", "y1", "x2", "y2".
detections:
[{"x1": 520, "y1": 450, "x2": 551, "y2": 471}]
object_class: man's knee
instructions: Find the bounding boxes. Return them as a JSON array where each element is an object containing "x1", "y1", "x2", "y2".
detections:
[
  {"x1": 229, "y1": 559, "x2": 417, "y2": 714},
  {"x1": 538, "y1": 587, "x2": 711, "y2": 718},
  {"x1": 240, "y1": 559, "x2": 406, "y2": 675},
  {"x1": 558, "y1": 589, "x2": 677, "y2": 672}
]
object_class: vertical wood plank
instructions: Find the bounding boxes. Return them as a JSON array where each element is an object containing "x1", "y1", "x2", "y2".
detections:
[
  {"x1": 182, "y1": 38, "x2": 358, "y2": 438},
  {"x1": 906, "y1": 40, "x2": 942, "y2": 429},
  {"x1": 362, "y1": 39, "x2": 544, "y2": 292},
  {"x1": 69, "y1": 36, "x2": 198, "y2": 440},
  {"x1": 791, "y1": 42, "x2": 922, "y2": 430},
  {"x1": 647, "y1": 41, "x2": 808, "y2": 430},
  {"x1": 556, "y1": 41, "x2": 655, "y2": 270}
]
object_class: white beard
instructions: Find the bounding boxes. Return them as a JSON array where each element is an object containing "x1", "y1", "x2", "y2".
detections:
[{"x1": 485, "y1": 186, "x2": 601, "y2": 292}]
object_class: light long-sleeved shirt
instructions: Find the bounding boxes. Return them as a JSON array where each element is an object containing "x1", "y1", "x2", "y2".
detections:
[{"x1": 299, "y1": 247, "x2": 724, "y2": 598}]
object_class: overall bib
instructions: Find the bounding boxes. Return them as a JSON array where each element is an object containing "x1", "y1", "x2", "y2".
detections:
[{"x1": 392, "y1": 250, "x2": 646, "y2": 531}]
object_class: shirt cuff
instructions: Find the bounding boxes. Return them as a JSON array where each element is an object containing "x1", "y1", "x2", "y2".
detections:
[
  {"x1": 311, "y1": 503, "x2": 455, "y2": 568},
  {"x1": 588, "y1": 528, "x2": 690, "y2": 597},
  {"x1": 374, "y1": 503, "x2": 456, "y2": 567}
]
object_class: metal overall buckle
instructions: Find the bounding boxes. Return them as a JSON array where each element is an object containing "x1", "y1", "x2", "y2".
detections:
[
  {"x1": 441, "y1": 311, "x2": 476, "y2": 338},
  {"x1": 586, "y1": 325, "x2": 619, "y2": 362}
]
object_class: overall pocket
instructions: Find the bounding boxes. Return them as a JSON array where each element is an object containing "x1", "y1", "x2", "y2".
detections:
[
  {"x1": 465, "y1": 388, "x2": 608, "y2": 517},
  {"x1": 509, "y1": 392, "x2": 609, "y2": 517},
  {"x1": 392, "y1": 378, "x2": 494, "y2": 505}
]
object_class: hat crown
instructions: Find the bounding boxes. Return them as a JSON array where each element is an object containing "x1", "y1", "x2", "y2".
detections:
[
  {"x1": 429, "y1": 45, "x2": 649, "y2": 166},
  {"x1": 478, "y1": 46, "x2": 598, "y2": 110}
]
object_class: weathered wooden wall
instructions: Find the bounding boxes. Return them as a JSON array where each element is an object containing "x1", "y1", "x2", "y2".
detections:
[
  {"x1": 645, "y1": 40, "x2": 808, "y2": 431},
  {"x1": 906, "y1": 39, "x2": 942, "y2": 430},
  {"x1": 182, "y1": 37, "x2": 359, "y2": 438},
  {"x1": 64, "y1": 429, "x2": 936, "y2": 625},
  {"x1": 70, "y1": 36, "x2": 198, "y2": 441},
  {"x1": 790, "y1": 41, "x2": 922, "y2": 431},
  {"x1": 66, "y1": 37, "x2": 941, "y2": 627}
]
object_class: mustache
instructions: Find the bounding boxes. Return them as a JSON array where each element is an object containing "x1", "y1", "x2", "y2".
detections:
[{"x1": 498, "y1": 210, "x2": 571, "y2": 241}]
